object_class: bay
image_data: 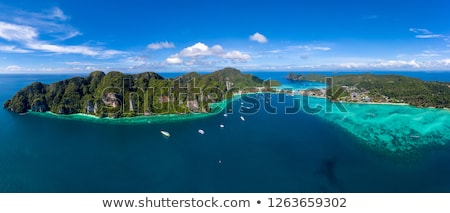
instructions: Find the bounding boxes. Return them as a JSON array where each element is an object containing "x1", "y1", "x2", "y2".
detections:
[{"x1": 0, "y1": 72, "x2": 450, "y2": 192}]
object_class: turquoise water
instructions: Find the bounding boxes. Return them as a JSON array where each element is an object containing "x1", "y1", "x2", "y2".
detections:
[
  {"x1": 308, "y1": 97, "x2": 450, "y2": 154},
  {"x1": 1, "y1": 72, "x2": 450, "y2": 192}
]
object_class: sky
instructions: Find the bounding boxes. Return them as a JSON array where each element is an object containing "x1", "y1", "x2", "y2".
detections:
[{"x1": 0, "y1": 0, "x2": 449, "y2": 73}]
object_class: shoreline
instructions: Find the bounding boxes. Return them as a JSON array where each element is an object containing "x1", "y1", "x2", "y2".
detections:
[
  {"x1": 338, "y1": 100, "x2": 409, "y2": 106},
  {"x1": 25, "y1": 97, "x2": 232, "y2": 125},
  {"x1": 17, "y1": 88, "x2": 450, "y2": 124},
  {"x1": 295, "y1": 94, "x2": 410, "y2": 106}
]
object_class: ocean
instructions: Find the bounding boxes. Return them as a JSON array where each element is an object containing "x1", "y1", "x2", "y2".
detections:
[{"x1": 0, "y1": 71, "x2": 450, "y2": 192}]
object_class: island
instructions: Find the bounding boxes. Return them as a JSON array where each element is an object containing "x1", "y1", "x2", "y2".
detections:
[
  {"x1": 286, "y1": 72, "x2": 450, "y2": 108},
  {"x1": 3, "y1": 67, "x2": 280, "y2": 118}
]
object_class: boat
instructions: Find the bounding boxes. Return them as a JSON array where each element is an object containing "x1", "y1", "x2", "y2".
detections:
[
  {"x1": 160, "y1": 130, "x2": 171, "y2": 137},
  {"x1": 223, "y1": 113, "x2": 228, "y2": 117},
  {"x1": 198, "y1": 129, "x2": 205, "y2": 134},
  {"x1": 220, "y1": 124, "x2": 225, "y2": 128},
  {"x1": 19, "y1": 112, "x2": 29, "y2": 116},
  {"x1": 240, "y1": 116, "x2": 245, "y2": 121}
]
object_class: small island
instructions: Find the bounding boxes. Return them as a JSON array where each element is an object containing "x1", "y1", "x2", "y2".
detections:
[
  {"x1": 3, "y1": 67, "x2": 280, "y2": 118},
  {"x1": 286, "y1": 72, "x2": 450, "y2": 108}
]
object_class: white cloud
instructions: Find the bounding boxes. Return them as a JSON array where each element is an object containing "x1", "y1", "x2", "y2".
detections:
[
  {"x1": 409, "y1": 28, "x2": 445, "y2": 39},
  {"x1": 49, "y1": 7, "x2": 68, "y2": 21},
  {"x1": 179, "y1": 42, "x2": 224, "y2": 57},
  {"x1": 25, "y1": 42, "x2": 98, "y2": 56},
  {"x1": 165, "y1": 42, "x2": 251, "y2": 66},
  {"x1": 6, "y1": 65, "x2": 22, "y2": 71},
  {"x1": 147, "y1": 41, "x2": 175, "y2": 50},
  {"x1": 312, "y1": 46, "x2": 331, "y2": 51},
  {"x1": 0, "y1": 8, "x2": 124, "y2": 58},
  {"x1": 101, "y1": 50, "x2": 126, "y2": 58},
  {"x1": 0, "y1": 45, "x2": 32, "y2": 53},
  {"x1": 249, "y1": 32, "x2": 268, "y2": 43},
  {"x1": 438, "y1": 59, "x2": 450, "y2": 65},
  {"x1": 416, "y1": 50, "x2": 441, "y2": 58},
  {"x1": 222, "y1": 50, "x2": 251, "y2": 62},
  {"x1": 166, "y1": 54, "x2": 183, "y2": 64},
  {"x1": 338, "y1": 62, "x2": 366, "y2": 69},
  {"x1": 373, "y1": 60, "x2": 420, "y2": 68},
  {"x1": 417, "y1": 53, "x2": 440, "y2": 58},
  {"x1": 65, "y1": 61, "x2": 97, "y2": 66},
  {"x1": 6, "y1": 7, "x2": 80, "y2": 41},
  {"x1": 0, "y1": 21, "x2": 37, "y2": 41},
  {"x1": 409, "y1": 28, "x2": 432, "y2": 34},
  {"x1": 416, "y1": 34, "x2": 444, "y2": 39},
  {"x1": 337, "y1": 60, "x2": 421, "y2": 69},
  {"x1": 290, "y1": 45, "x2": 331, "y2": 51}
]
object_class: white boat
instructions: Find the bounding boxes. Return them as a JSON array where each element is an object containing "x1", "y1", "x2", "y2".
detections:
[
  {"x1": 223, "y1": 113, "x2": 228, "y2": 117},
  {"x1": 220, "y1": 124, "x2": 225, "y2": 128},
  {"x1": 198, "y1": 129, "x2": 205, "y2": 134},
  {"x1": 240, "y1": 116, "x2": 245, "y2": 121},
  {"x1": 160, "y1": 130, "x2": 171, "y2": 137}
]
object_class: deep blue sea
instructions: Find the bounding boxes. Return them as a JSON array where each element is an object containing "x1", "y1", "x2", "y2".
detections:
[{"x1": 1, "y1": 71, "x2": 450, "y2": 192}]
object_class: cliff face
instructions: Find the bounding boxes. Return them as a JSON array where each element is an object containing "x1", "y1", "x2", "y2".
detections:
[{"x1": 4, "y1": 67, "x2": 276, "y2": 117}]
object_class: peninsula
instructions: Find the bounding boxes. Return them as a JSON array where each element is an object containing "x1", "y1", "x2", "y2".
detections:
[
  {"x1": 287, "y1": 72, "x2": 450, "y2": 108},
  {"x1": 3, "y1": 68, "x2": 279, "y2": 118}
]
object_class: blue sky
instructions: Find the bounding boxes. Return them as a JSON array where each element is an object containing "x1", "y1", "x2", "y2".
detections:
[{"x1": 0, "y1": 0, "x2": 449, "y2": 73}]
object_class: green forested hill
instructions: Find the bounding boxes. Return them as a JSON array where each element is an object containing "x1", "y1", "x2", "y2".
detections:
[
  {"x1": 330, "y1": 74, "x2": 450, "y2": 108},
  {"x1": 286, "y1": 72, "x2": 450, "y2": 108},
  {"x1": 4, "y1": 67, "x2": 275, "y2": 117}
]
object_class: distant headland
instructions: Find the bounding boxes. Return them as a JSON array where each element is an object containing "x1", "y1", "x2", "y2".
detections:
[{"x1": 286, "y1": 72, "x2": 450, "y2": 108}]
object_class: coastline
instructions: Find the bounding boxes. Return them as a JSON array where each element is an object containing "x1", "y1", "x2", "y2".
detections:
[
  {"x1": 26, "y1": 97, "x2": 231, "y2": 125},
  {"x1": 338, "y1": 100, "x2": 409, "y2": 106},
  {"x1": 22, "y1": 91, "x2": 450, "y2": 124},
  {"x1": 298, "y1": 94, "x2": 410, "y2": 106}
]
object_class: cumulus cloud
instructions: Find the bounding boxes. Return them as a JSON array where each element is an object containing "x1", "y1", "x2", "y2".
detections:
[
  {"x1": 147, "y1": 41, "x2": 175, "y2": 50},
  {"x1": 165, "y1": 42, "x2": 251, "y2": 65},
  {"x1": 166, "y1": 54, "x2": 183, "y2": 64},
  {"x1": 179, "y1": 42, "x2": 224, "y2": 57},
  {"x1": 222, "y1": 50, "x2": 251, "y2": 62},
  {"x1": 249, "y1": 32, "x2": 268, "y2": 43}
]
